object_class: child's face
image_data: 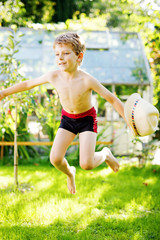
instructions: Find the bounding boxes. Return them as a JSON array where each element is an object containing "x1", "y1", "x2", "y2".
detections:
[{"x1": 54, "y1": 43, "x2": 83, "y2": 72}]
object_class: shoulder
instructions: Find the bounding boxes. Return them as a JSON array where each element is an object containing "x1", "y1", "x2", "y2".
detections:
[
  {"x1": 79, "y1": 69, "x2": 92, "y2": 79},
  {"x1": 48, "y1": 70, "x2": 60, "y2": 78},
  {"x1": 79, "y1": 70, "x2": 101, "y2": 89},
  {"x1": 44, "y1": 70, "x2": 60, "y2": 83},
  {"x1": 79, "y1": 70, "x2": 97, "y2": 83}
]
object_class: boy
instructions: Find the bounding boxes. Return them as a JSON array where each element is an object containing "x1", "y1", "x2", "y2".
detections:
[{"x1": 0, "y1": 32, "x2": 127, "y2": 194}]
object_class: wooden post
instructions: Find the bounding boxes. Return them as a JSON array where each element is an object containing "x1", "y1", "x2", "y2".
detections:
[
  {"x1": 111, "y1": 84, "x2": 115, "y2": 150},
  {"x1": 1, "y1": 136, "x2": 4, "y2": 160},
  {"x1": 14, "y1": 103, "x2": 18, "y2": 188}
]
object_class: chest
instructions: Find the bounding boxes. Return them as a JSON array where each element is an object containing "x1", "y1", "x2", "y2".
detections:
[{"x1": 56, "y1": 79, "x2": 88, "y2": 100}]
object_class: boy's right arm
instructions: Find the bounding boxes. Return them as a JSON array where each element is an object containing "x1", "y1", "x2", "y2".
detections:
[{"x1": 0, "y1": 71, "x2": 54, "y2": 100}]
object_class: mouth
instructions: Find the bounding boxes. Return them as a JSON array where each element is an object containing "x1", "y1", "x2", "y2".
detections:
[{"x1": 59, "y1": 62, "x2": 66, "y2": 66}]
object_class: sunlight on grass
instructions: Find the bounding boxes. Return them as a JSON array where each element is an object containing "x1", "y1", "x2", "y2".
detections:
[
  {"x1": 0, "y1": 164, "x2": 160, "y2": 239},
  {"x1": 0, "y1": 176, "x2": 14, "y2": 188},
  {"x1": 124, "y1": 198, "x2": 152, "y2": 217},
  {"x1": 94, "y1": 167, "x2": 113, "y2": 176},
  {"x1": 35, "y1": 177, "x2": 55, "y2": 191},
  {"x1": 143, "y1": 177, "x2": 157, "y2": 185},
  {"x1": 21, "y1": 177, "x2": 112, "y2": 228}
]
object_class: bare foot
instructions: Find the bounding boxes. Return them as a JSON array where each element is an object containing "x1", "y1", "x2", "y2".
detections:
[
  {"x1": 67, "y1": 166, "x2": 76, "y2": 194},
  {"x1": 103, "y1": 147, "x2": 120, "y2": 172}
]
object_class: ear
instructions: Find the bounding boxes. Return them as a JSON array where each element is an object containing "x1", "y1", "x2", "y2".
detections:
[{"x1": 77, "y1": 52, "x2": 84, "y2": 64}]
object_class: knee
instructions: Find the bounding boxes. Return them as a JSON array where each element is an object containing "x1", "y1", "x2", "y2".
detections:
[
  {"x1": 80, "y1": 160, "x2": 94, "y2": 170},
  {"x1": 50, "y1": 152, "x2": 62, "y2": 167}
]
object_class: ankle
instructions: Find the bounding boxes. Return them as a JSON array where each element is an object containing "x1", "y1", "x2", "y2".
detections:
[
  {"x1": 67, "y1": 166, "x2": 74, "y2": 177},
  {"x1": 102, "y1": 147, "x2": 110, "y2": 161}
]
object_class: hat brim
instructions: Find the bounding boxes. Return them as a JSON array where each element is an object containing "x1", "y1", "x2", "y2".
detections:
[
  {"x1": 124, "y1": 93, "x2": 141, "y2": 136},
  {"x1": 124, "y1": 93, "x2": 159, "y2": 137}
]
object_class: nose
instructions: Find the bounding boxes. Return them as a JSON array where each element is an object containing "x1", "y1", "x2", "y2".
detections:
[{"x1": 59, "y1": 54, "x2": 64, "y2": 60}]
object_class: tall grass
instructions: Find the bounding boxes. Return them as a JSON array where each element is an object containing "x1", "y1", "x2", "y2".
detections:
[{"x1": 0, "y1": 163, "x2": 160, "y2": 240}]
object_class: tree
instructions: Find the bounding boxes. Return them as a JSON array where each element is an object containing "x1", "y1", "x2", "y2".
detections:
[
  {"x1": 52, "y1": 0, "x2": 76, "y2": 23},
  {"x1": 0, "y1": 29, "x2": 38, "y2": 187},
  {"x1": 20, "y1": 0, "x2": 56, "y2": 23},
  {"x1": 0, "y1": 0, "x2": 25, "y2": 26}
]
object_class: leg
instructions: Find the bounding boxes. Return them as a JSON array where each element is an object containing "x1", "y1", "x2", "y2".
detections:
[
  {"x1": 79, "y1": 131, "x2": 119, "y2": 172},
  {"x1": 50, "y1": 128, "x2": 76, "y2": 194}
]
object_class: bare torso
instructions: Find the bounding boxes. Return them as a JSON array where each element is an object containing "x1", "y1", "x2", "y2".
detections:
[{"x1": 49, "y1": 69, "x2": 93, "y2": 114}]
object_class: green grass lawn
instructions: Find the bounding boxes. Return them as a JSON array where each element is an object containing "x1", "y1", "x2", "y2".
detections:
[{"x1": 0, "y1": 162, "x2": 160, "y2": 240}]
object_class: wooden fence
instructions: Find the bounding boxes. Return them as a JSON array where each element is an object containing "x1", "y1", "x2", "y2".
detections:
[{"x1": 0, "y1": 140, "x2": 112, "y2": 160}]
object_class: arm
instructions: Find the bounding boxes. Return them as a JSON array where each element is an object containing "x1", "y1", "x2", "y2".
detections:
[
  {"x1": 90, "y1": 77, "x2": 126, "y2": 121},
  {"x1": 0, "y1": 71, "x2": 53, "y2": 100}
]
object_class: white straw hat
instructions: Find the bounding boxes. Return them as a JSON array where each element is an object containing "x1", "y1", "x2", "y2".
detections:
[{"x1": 124, "y1": 93, "x2": 159, "y2": 137}]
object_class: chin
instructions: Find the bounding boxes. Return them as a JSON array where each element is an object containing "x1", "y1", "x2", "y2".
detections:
[{"x1": 59, "y1": 66, "x2": 67, "y2": 71}]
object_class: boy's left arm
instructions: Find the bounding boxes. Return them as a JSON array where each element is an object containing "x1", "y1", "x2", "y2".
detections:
[{"x1": 90, "y1": 77, "x2": 126, "y2": 121}]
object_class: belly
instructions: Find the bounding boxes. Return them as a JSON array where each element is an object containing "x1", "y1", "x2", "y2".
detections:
[{"x1": 59, "y1": 93, "x2": 92, "y2": 114}]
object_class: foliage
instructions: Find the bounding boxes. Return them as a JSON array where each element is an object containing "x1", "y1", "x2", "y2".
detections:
[
  {"x1": 0, "y1": 0, "x2": 76, "y2": 26},
  {"x1": 52, "y1": 0, "x2": 76, "y2": 23},
  {"x1": 0, "y1": 0, "x2": 25, "y2": 27},
  {"x1": 65, "y1": 13, "x2": 107, "y2": 31},
  {"x1": 20, "y1": 0, "x2": 56, "y2": 24},
  {"x1": 131, "y1": 137, "x2": 158, "y2": 166},
  {"x1": 0, "y1": 29, "x2": 39, "y2": 159},
  {"x1": 0, "y1": 0, "x2": 147, "y2": 27},
  {"x1": 115, "y1": 85, "x2": 139, "y2": 97},
  {"x1": 34, "y1": 89, "x2": 61, "y2": 141},
  {"x1": 0, "y1": 164, "x2": 160, "y2": 239},
  {"x1": 147, "y1": 23, "x2": 160, "y2": 139},
  {"x1": 97, "y1": 94, "x2": 107, "y2": 117}
]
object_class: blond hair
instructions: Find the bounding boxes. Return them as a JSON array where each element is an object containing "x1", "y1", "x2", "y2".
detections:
[{"x1": 53, "y1": 32, "x2": 86, "y2": 56}]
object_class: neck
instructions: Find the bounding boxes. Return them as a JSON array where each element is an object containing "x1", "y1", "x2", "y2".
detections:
[{"x1": 61, "y1": 69, "x2": 79, "y2": 80}]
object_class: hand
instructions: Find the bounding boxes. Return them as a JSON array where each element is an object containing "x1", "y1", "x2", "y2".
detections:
[{"x1": 0, "y1": 91, "x2": 5, "y2": 101}]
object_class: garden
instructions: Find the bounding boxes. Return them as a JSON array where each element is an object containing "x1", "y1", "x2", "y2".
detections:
[
  {"x1": 0, "y1": 163, "x2": 160, "y2": 240},
  {"x1": 0, "y1": 0, "x2": 160, "y2": 239}
]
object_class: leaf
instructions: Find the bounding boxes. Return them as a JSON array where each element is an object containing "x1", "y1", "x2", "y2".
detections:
[
  {"x1": 9, "y1": 35, "x2": 14, "y2": 39},
  {"x1": 13, "y1": 50, "x2": 19, "y2": 54},
  {"x1": 15, "y1": 41, "x2": 21, "y2": 46},
  {"x1": 143, "y1": 182, "x2": 148, "y2": 186},
  {"x1": 18, "y1": 34, "x2": 25, "y2": 38},
  {"x1": 31, "y1": 98, "x2": 36, "y2": 105},
  {"x1": 8, "y1": 37, "x2": 14, "y2": 49}
]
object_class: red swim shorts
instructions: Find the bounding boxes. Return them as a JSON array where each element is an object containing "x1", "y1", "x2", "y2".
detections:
[{"x1": 59, "y1": 107, "x2": 98, "y2": 134}]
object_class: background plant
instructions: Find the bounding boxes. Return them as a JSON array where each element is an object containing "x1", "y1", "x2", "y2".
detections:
[
  {"x1": 34, "y1": 89, "x2": 61, "y2": 142},
  {"x1": 131, "y1": 137, "x2": 158, "y2": 167},
  {"x1": 0, "y1": 28, "x2": 39, "y2": 159}
]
